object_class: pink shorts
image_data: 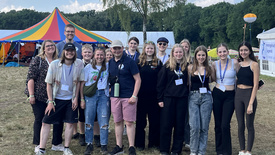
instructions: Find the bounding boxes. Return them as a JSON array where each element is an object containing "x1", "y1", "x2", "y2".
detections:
[{"x1": 110, "y1": 97, "x2": 137, "y2": 123}]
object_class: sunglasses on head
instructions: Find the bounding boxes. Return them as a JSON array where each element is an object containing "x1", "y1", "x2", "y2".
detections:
[{"x1": 158, "y1": 42, "x2": 167, "y2": 46}]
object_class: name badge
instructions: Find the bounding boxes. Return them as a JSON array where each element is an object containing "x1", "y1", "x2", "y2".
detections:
[
  {"x1": 199, "y1": 87, "x2": 207, "y2": 94},
  {"x1": 218, "y1": 85, "x2": 226, "y2": 92},
  {"x1": 61, "y1": 84, "x2": 69, "y2": 91},
  {"x1": 151, "y1": 66, "x2": 157, "y2": 69},
  {"x1": 175, "y1": 79, "x2": 183, "y2": 85}
]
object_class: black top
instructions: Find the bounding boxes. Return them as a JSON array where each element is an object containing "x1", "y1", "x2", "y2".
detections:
[
  {"x1": 237, "y1": 65, "x2": 254, "y2": 86},
  {"x1": 123, "y1": 50, "x2": 140, "y2": 64},
  {"x1": 138, "y1": 60, "x2": 163, "y2": 97},
  {"x1": 190, "y1": 75, "x2": 210, "y2": 91},
  {"x1": 157, "y1": 63, "x2": 189, "y2": 102}
]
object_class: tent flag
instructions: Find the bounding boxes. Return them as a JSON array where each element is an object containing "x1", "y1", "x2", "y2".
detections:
[
  {"x1": 0, "y1": 8, "x2": 111, "y2": 44},
  {"x1": 208, "y1": 48, "x2": 218, "y2": 58}
]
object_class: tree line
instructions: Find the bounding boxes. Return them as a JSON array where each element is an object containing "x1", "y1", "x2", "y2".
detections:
[{"x1": 0, "y1": 0, "x2": 274, "y2": 49}]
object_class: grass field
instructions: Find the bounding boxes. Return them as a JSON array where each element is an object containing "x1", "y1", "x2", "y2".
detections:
[{"x1": 0, "y1": 67, "x2": 274, "y2": 155}]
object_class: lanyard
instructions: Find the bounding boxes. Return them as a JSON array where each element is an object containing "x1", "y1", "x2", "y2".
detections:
[
  {"x1": 198, "y1": 69, "x2": 206, "y2": 87},
  {"x1": 127, "y1": 50, "x2": 137, "y2": 60},
  {"x1": 174, "y1": 67, "x2": 182, "y2": 79},
  {"x1": 63, "y1": 64, "x2": 73, "y2": 82},
  {"x1": 97, "y1": 67, "x2": 103, "y2": 82},
  {"x1": 162, "y1": 54, "x2": 166, "y2": 63},
  {"x1": 219, "y1": 59, "x2": 229, "y2": 84}
]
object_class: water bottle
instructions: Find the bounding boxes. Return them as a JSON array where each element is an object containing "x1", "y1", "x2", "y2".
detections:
[{"x1": 114, "y1": 83, "x2": 119, "y2": 97}]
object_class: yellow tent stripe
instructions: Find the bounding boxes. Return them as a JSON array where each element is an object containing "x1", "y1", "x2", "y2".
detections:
[{"x1": 23, "y1": 10, "x2": 56, "y2": 40}]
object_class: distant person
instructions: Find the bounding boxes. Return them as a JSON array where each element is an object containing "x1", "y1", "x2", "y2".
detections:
[
  {"x1": 211, "y1": 43, "x2": 239, "y2": 155},
  {"x1": 108, "y1": 40, "x2": 141, "y2": 155},
  {"x1": 157, "y1": 37, "x2": 169, "y2": 64},
  {"x1": 25, "y1": 40, "x2": 58, "y2": 154},
  {"x1": 124, "y1": 37, "x2": 140, "y2": 63},
  {"x1": 135, "y1": 41, "x2": 162, "y2": 150},
  {"x1": 235, "y1": 41, "x2": 259, "y2": 155},
  {"x1": 36, "y1": 43, "x2": 84, "y2": 155},
  {"x1": 56, "y1": 24, "x2": 82, "y2": 59},
  {"x1": 180, "y1": 39, "x2": 192, "y2": 150},
  {"x1": 157, "y1": 44, "x2": 189, "y2": 155},
  {"x1": 105, "y1": 48, "x2": 113, "y2": 62}
]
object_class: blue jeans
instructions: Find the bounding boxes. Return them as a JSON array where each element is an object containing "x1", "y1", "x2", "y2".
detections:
[
  {"x1": 188, "y1": 91, "x2": 213, "y2": 155},
  {"x1": 85, "y1": 90, "x2": 110, "y2": 145}
]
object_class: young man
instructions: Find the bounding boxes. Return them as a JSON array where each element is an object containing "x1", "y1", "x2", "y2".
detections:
[
  {"x1": 108, "y1": 40, "x2": 141, "y2": 155},
  {"x1": 157, "y1": 37, "x2": 169, "y2": 64},
  {"x1": 36, "y1": 43, "x2": 84, "y2": 155},
  {"x1": 57, "y1": 24, "x2": 82, "y2": 59}
]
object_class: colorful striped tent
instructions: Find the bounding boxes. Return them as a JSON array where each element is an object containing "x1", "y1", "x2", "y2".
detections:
[{"x1": 0, "y1": 7, "x2": 111, "y2": 44}]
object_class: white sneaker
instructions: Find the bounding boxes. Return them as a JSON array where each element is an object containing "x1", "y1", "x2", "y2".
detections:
[
  {"x1": 239, "y1": 151, "x2": 246, "y2": 155},
  {"x1": 51, "y1": 144, "x2": 65, "y2": 151},
  {"x1": 63, "y1": 148, "x2": 73, "y2": 155},
  {"x1": 185, "y1": 144, "x2": 190, "y2": 149},
  {"x1": 245, "y1": 152, "x2": 252, "y2": 155},
  {"x1": 36, "y1": 150, "x2": 46, "y2": 155},
  {"x1": 34, "y1": 145, "x2": 40, "y2": 153},
  {"x1": 190, "y1": 153, "x2": 196, "y2": 155}
]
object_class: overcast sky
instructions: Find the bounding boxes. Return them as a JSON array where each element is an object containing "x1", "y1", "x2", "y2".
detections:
[{"x1": 0, "y1": 0, "x2": 244, "y2": 13}]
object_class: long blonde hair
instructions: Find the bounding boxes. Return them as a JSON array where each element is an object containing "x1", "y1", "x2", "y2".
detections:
[
  {"x1": 91, "y1": 48, "x2": 106, "y2": 71},
  {"x1": 166, "y1": 44, "x2": 187, "y2": 71},
  {"x1": 138, "y1": 41, "x2": 158, "y2": 67},
  {"x1": 180, "y1": 39, "x2": 191, "y2": 63},
  {"x1": 38, "y1": 40, "x2": 58, "y2": 60}
]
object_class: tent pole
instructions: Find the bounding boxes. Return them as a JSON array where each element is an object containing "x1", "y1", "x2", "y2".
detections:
[{"x1": 18, "y1": 42, "x2": 20, "y2": 67}]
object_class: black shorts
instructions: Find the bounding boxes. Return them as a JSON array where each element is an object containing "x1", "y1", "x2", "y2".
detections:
[{"x1": 42, "y1": 99, "x2": 78, "y2": 124}]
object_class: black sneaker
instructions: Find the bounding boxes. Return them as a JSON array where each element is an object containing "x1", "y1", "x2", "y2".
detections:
[
  {"x1": 94, "y1": 135, "x2": 101, "y2": 147},
  {"x1": 72, "y1": 132, "x2": 80, "y2": 139},
  {"x1": 128, "y1": 146, "x2": 136, "y2": 155},
  {"x1": 101, "y1": 145, "x2": 108, "y2": 155},
  {"x1": 84, "y1": 144, "x2": 93, "y2": 155},
  {"x1": 79, "y1": 134, "x2": 86, "y2": 146},
  {"x1": 108, "y1": 145, "x2": 124, "y2": 155}
]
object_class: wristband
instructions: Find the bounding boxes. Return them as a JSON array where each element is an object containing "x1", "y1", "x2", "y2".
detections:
[
  {"x1": 132, "y1": 95, "x2": 137, "y2": 99},
  {"x1": 29, "y1": 95, "x2": 35, "y2": 98},
  {"x1": 81, "y1": 99, "x2": 85, "y2": 102},
  {"x1": 47, "y1": 100, "x2": 56, "y2": 106},
  {"x1": 27, "y1": 95, "x2": 35, "y2": 102}
]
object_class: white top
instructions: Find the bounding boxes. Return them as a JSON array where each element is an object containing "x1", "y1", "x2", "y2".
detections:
[{"x1": 84, "y1": 63, "x2": 109, "y2": 97}]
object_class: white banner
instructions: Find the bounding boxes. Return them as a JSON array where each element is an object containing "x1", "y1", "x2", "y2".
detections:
[{"x1": 259, "y1": 40, "x2": 275, "y2": 62}]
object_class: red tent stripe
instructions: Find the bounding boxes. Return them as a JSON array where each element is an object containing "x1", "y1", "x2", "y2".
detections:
[{"x1": 41, "y1": 10, "x2": 61, "y2": 41}]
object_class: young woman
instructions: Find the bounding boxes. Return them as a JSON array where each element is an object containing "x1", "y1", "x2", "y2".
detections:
[
  {"x1": 235, "y1": 41, "x2": 259, "y2": 155},
  {"x1": 135, "y1": 41, "x2": 163, "y2": 150},
  {"x1": 180, "y1": 38, "x2": 192, "y2": 149},
  {"x1": 80, "y1": 48, "x2": 110, "y2": 155},
  {"x1": 25, "y1": 40, "x2": 58, "y2": 153},
  {"x1": 105, "y1": 48, "x2": 113, "y2": 62},
  {"x1": 125, "y1": 37, "x2": 140, "y2": 63},
  {"x1": 157, "y1": 44, "x2": 189, "y2": 155},
  {"x1": 188, "y1": 45, "x2": 213, "y2": 155},
  {"x1": 180, "y1": 39, "x2": 192, "y2": 63},
  {"x1": 212, "y1": 43, "x2": 239, "y2": 155}
]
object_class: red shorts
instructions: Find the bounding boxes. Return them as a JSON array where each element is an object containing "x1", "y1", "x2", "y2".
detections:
[{"x1": 110, "y1": 97, "x2": 137, "y2": 123}]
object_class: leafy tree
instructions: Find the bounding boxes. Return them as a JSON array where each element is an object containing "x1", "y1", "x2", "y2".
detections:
[{"x1": 101, "y1": 0, "x2": 186, "y2": 43}]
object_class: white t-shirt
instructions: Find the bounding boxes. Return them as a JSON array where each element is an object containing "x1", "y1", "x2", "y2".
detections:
[
  {"x1": 157, "y1": 53, "x2": 169, "y2": 64},
  {"x1": 56, "y1": 64, "x2": 74, "y2": 100},
  {"x1": 84, "y1": 63, "x2": 109, "y2": 96}
]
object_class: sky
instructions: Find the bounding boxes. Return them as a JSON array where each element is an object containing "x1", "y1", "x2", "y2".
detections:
[{"x1": 0, "y1": 0, "x2": 244, "y2": 13}]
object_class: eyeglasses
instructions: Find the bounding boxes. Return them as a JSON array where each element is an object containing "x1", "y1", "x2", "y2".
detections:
[
  {"x1": 158, "y1": 42, "x2": 167, "y2": 46},
  {"x1": 45, "y1": 44, "x2": 55, "y2": 48},
  {"x1": 65, "y1": 31, "x2": 75, "y2": 33}
]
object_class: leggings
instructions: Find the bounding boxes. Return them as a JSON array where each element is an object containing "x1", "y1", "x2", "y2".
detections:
[{"x1": 234, "y1": 88, "x2": 257, "y2": 152}]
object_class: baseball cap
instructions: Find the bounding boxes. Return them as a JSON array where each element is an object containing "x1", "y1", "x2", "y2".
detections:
[
  {"x1": 110, "y1": 40, "x2": 123, "y2": 48},
  {"x1": 157, "y1": 37, "x2": 169, "y2": 43},
  {"x1": 63, "y1": 43, "x2": 76, "y2": 50}
]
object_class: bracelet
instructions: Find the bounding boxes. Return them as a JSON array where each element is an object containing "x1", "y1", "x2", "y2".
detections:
[
  {"x1": 81, "y1": 99, "x2": 85, "y2": 102},
  {"x1": 29, "y1": 95, "x2": 35, "y2": 98},
  {"x1": 47, "y1": 100, "x2": 56, "y2": 106},
  {"x1": 132, "y1": 95, "x2": 137, "y2": 99},
  {"x1": 27, "y1": 95, "x2": 35, "y2": 102}
]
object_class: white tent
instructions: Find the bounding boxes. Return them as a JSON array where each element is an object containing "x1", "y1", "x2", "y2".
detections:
[
  {"x1": 0, "y1": 30, "x2": 175, "y2": 54},
  {"x1": 256, "y1": 28, "x2": 275, "y2": 77}
]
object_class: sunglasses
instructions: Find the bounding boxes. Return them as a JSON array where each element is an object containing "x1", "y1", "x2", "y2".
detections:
[{"x1": 158, "y1": 42, "x2": 167, "y2": 46}]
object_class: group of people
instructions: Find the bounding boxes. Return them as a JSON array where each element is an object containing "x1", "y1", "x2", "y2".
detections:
[{"x1": 25, "y1": 24, "x2": 260, "y2": 155}]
